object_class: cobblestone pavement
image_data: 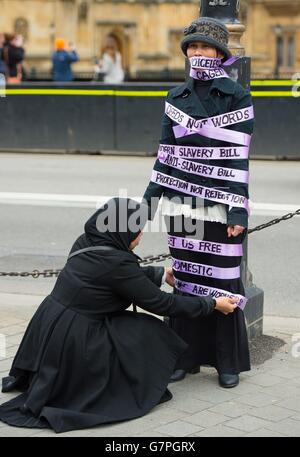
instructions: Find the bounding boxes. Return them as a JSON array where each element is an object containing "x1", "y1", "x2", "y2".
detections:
[{"x1": 0, "y1": 293, "x2": 300, "y2": 437}]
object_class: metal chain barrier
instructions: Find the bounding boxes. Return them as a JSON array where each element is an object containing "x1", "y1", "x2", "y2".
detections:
[
  {"x1": 247, "y1": 208, "x2": 300, "y2": 234},
  {"x1": 1, "y1": 208, "x2": 299, "y2": 277},
  {"x1": 0, "y1": 269, "x2": 62, "y2": 278}
]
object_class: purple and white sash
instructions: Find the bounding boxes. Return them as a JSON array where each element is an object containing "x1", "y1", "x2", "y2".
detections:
[
  {"x1": 175, "y1": 278, "x2": 247, "y2": 310},
  {"x1": 190, "y1": 56, "x2": 223, "y2": 70},
  {"x1": 158, "y1": 152, "x2": 249, "y2": 183},
  {"x1": 172, "y1": 257, "x2": 240, "y2": 280},
  {"x1": 189, "y1": 56, "x2": 239, "y2": 82},
  {"x1": 168, "y1": 235, "x2": 243, "y2": 257},
  {"x1": 165, "y1": 102, "x2": 253, "y2": 145},
  {"x1": 157, "y1": 144, "x2": 249, "y2": 161},
  {"x1": 151, "y1": 170, "x2": 249, "y2": 211},
  {"x1": 153, "y1": 61, "x2": 252, "y2": 209},
  {"x1": 190, "y1": 67, "x2": 228, "y2": 81},
  {"x1": 190, "y1": 57, "x2": 228, "y2": 81}
]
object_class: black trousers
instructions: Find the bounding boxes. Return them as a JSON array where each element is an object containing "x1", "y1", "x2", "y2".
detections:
[{"x1": 166, "y1": 215, "x2": 251, "y2": 375}]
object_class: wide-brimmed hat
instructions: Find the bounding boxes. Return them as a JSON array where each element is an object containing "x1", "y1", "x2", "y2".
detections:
[{"x1": 181, "y1": 17, "x2": 231, "y2": 61}]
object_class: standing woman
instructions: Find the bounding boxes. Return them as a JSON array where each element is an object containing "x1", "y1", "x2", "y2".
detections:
[
  {"x1": 0, "y1": 33, "x2": 8, "y2": 76},
  {"x1": 2, "y1": 33, "x2": 25, "y2": 84},
  {"x1": 143, "y1": 17, "x2": 254, "y2": 388},
  {"x1": 95, "y1": 34, "x2": 124, "y2": 84},
  {"x1": 0, "y1": 198, "x2": 236, "y2": 433}
]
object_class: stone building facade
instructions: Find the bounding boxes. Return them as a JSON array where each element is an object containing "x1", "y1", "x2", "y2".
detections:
[
  {"x1": 242, "y1": 0, "x2": 300, "y2": 78},
  {"x1": 0, "y1": 0, "x2": 299, "y2": 79}
]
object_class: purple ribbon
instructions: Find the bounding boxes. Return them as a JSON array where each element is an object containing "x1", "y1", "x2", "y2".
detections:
[
  {"x1": 168, "y1": 235, "x2": 243, "y2": 257},
  {"x1": 172, "y1": 257, "x2": 240, "y2": 280},
  {"x1": 189, "y1": 56, "x2": 240, "y2": 70},
  {"x1": 190, "y1": 67, "x2": 228, "y2": 81},
  {"x1": 157, "y1": 144, "x2": 249, "y2": 161},
  {"x1": 175, "y1": 278, "x2": 247, "y2": 310},
  {"x1": 165, "y1": 102, "x2": 253, "y2": 146},
  {"x1": 222, "y1": 56, "x2": 240, "y2": 67},
  {"x1": 189, "y1": 56, "x2": 240, "y2": 81},
  {"x1": 189, "y1": 57, "x2": 223, "y2": 69},
  {"x1": 158, "y1": 152, "x2": 249, "y2": 184},
  {"x1": 173, "y1": 124, "x2": 251, "y2": 145},
  {"x1": 151, "y1": 170, "x2": 249, "y2": 211}
]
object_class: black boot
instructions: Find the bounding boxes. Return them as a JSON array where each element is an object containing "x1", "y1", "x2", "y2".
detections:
[
  {"x1": 218, "y1": 373, "x2": 239, "y2": 388},
  {"x1": 159, "y1": 389, "x2": 173, "y2": 403},
  {"x1": 169, "y1": 369, "x2": 186, "y2": 383},
  {"x1": 1, "y1": 376, "x2": 22, "y2": 393},
  {"x1": 169, "y1": 366, "x2": 200, "y2": 383}
]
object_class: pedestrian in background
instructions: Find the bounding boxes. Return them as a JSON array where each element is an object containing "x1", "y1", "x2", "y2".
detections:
[
  {"x1": 94, "y1": 34, "x2": 124, "y2": 84},
  {"x1": 52, "y1": 38, "x2": 79, "y2": 82},
  {"x1": 0, "y1": 33, "x2": 8, "y2": 76},
  {"x1": 1, "y1": 33, "x2": 25, "y2": 84}
]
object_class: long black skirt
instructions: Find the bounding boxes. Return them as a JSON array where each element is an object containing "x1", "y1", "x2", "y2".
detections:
[
  {"x1": 0, "y1": 296, "x2": 187, "y2": 433},
  {"x1": 166, "y1": 215, "x2": 251, "y2": 375}
]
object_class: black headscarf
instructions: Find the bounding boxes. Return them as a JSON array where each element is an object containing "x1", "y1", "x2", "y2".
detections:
[{"x1": 84, "y1": 198, "x2": 148, "y2": 252}]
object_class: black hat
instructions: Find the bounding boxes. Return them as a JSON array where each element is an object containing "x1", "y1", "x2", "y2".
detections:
[{"x1": 181, "y1": 17, "x2": 231, "y2": 61}]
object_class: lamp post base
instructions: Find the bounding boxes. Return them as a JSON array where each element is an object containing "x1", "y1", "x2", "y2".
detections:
[{"x1": 245, "y1": 285, "x2": 264, "y2": 340}]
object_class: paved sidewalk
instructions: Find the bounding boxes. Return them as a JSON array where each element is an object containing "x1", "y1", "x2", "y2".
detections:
[{"x1": 0, "y1": 293, "x2": 300, "y2": 437}]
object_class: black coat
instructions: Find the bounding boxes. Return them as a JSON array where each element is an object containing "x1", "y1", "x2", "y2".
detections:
[
  {"x1": 0, "y1": 233, "x2": 215, "y2": 433},
  {"x1": 1, "y1": 44, "x2": 25, "y2": 77},
  {"x1": 143, "y1": 77, "x2": 254, "y2": 228}
]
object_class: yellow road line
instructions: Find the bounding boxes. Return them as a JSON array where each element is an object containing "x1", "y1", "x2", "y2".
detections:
[
  {"x1": 5, "y1": 89, "x2": 115, "y2": 96},
  {"x1": 3, "y1": 88, "x2": 299, "y2": 97},
  {"x1": 251, "y1": 91, "x2": 298, "y2": 97},
  {"x1": 251, "y1": 80, "x2": 299, "y2": 86},
  {"x1": 114, "y1": 90, "x2": 168, "y2": 96}
]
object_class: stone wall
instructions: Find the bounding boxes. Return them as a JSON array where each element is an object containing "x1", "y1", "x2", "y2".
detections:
[{"x1": 0, "y1": 0, "x2": 299, "y2": 78}]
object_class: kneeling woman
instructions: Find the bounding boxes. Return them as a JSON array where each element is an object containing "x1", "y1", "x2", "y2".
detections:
[{"x1": 0, "y1": 198, "x2": 236, "y2": 433}]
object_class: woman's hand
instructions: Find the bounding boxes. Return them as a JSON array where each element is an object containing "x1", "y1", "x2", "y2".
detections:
[
  {"x1": 215, "y1": 297, "x2": 238, "y2": 315},
  {"x1": 165, "y1": 267, "x2": 175, "y2": 287},
  {"x1": 227, "y1": 225, "x2": 245, "y2": 238}
]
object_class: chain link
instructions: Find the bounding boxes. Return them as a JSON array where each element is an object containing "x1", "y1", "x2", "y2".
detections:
[
  {"x1": 248, "y1": 208, "x2": 300, "y2": 234},
  {"x1": 0, "y1": 208, "x2": 299, "y2": 276},
  {"x1": 140, "y1": 253, "x2": 171, "y2": 265},
  {"x1": 0, "y1": 269, "x2": 62, "y2": 278}
]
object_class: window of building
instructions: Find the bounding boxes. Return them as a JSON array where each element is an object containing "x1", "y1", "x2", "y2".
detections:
[
  {"x1": 169, "y1": 30, "x2": 183, "y2": 69},
  {"x1": 274, "y1": 27, "x2": 296, "y2": 72},
  {"x1": 276, "y1": 35, "x2": 284, "y2": 68},
  {"x1": 288, "y1": 36, "x2": 295, "y2": 68},
  {"x1": 14, "y1": 17, "x2": 29, "y2": 41}
]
